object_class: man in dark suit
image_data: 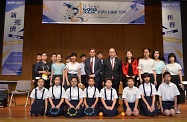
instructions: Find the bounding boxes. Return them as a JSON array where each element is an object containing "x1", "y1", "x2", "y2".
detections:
[
  {"x1": 102, "y1": 48, "x2": 122, "y2": 95},
  {"x1": 85, "y1": 48, "x2": 102, "y2": 90}
]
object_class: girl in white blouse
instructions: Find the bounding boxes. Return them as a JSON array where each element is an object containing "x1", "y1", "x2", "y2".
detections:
[
  {"x1": 138, "y1": 48, "x2": 156, "y2": 85},
  {"x1": 65, "y1": 53, "x2": 81, "y2": 88}
]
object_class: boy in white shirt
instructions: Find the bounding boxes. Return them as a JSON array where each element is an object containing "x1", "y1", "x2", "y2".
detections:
[{"x1": 157, "y1": 71, "x2": 180, "y2": 116}]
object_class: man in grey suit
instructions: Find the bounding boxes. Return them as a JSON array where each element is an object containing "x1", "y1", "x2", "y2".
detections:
[{"x1": 85, "y1": 48, "x2": 102, "y2": 90}]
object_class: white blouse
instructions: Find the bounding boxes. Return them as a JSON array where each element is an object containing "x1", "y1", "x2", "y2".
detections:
[
  {"x1": 166, "y1": 63, "x2": 182, "y2": 75},
  {"x1": 138, "y1": 58, "x2": 156, "y2": 74}
]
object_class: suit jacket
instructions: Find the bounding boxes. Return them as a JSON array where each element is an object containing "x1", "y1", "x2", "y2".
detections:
[
  {"x1": 84, "y1": 57, "x2": 102, "y2": 81},
  {"x1": 102, "y1": 57, "x2": 122, "y2": 85}
]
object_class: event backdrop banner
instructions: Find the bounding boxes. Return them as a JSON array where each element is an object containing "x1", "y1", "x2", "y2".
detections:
[
  {"x1": 42, "y1": 0, "x2": 145, "y2": 24},
  {"x1": 2, "y1": 0, "x2": 25, "y2": 75},
  {"x1": 162, "y1": 1, "x2": 184, "y2": 74}
]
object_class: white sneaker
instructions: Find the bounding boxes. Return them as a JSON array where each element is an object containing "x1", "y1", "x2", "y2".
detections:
[{"x1": 176, "y1": 109, "x2": 181, "y2": 114}]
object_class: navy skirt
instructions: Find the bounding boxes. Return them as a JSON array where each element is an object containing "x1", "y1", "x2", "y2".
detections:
[
  {"x1": 100, "y1": 100, "x2": 118, "y2": 117},
  {"x1": 123, "y1": 102, "x2": 135, "y2": 112},
  {"x1": 64, "y1": 100, "x2": 84, "y2": 118},
  {"x1": 139, "y1": 97, "x2": 158, "y2": 116},
  {"x1": 30, "y1": 99, "x2": 45, "y2": 116},
  {"x1": 84, "y1": 98, "x2": 99, "y2": 116},
  {"x1": 171, "y1": 75, "x2": 185, "y2": 104},
  {"x1": 46, "y1": 99, "x2": 64, "y2": 116},
  {"x1": 162, "y1": 101, "x2": 174, "y2": 111}
]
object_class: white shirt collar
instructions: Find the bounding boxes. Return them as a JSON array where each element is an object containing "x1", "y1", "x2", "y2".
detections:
[
  {"x1": 104, "y1": 87, "x2": 112, "y2": 90},
  {"x1": 164, "y1": 82, "x2": 171, "y2": 87},
  {"x1": 54, "y1": 85, "x2": 60, "y2": 88},
  {"x1": 36, "y1": 87, "x2": 44, "y2": 91},
  {"x1": 88, "y1": 86, "x2": 95, "y2": 89},
  {"x1": 168, "y1": 62, "x2": 176, "y2": 66},
  {"x1": 90, "y1": 57, "x2": 95, "y2": 60},
  {"x1": 144, "y1": 82, "x2": 151, "y2": 86},
  {"x1": 127, "y1": 86, "x2": 135, "y2": 90},
  {"x1": 71, "y1": 86, "x2": 78, "y2": 90}
]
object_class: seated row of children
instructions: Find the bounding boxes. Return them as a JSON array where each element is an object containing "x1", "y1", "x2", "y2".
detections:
[{"x1": 30, "y1": 71, "x2": 180, "y2": 117}]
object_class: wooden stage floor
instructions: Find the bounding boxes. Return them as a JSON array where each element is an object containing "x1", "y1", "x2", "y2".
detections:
[{"x1": 0, "y1": 96, "x2": 187, "y2": 122}]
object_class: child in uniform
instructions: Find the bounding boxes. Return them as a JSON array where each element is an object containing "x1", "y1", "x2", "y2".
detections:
[
  {"x1": 157, "y1": 72, "x2": 180, "y2": 116},
  {"x1": 64, "y1": 76, "x2": 84, "y2": 118},
  {"x1": 30, "y1": 78, "x2": 49, "y2": 116},
  {"x1": 47, "y1": 76, "x2": 65, "y2": 116},
  {"x1": 122, "y1": 77, "x2": 140, "y2": 116},
  {"x1": 83, "y1": 78, "x2": 100, "y2": 116},
  {"x1": 100, "y1": 78, "x2": 119, "y2": 117},
  {"x1": 139, "y1": 73, "x2": 158, "y2": 116}
]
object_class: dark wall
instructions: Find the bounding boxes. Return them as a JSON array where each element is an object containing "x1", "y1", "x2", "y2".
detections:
[{"x1": 181, "y1": 1, "x2": 187, "y2": 80}]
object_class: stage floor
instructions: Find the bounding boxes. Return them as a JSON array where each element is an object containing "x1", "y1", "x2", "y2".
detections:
[{"x1": 0, "y1": 96, "x2": 187, "y2": 122}]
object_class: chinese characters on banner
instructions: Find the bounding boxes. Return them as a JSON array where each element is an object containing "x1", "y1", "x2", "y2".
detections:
[
  {"x1": 2, "y1": 0, "x2": 25, "y2": 75},
  {"x1": 162, "y1": 1, "x2": 184, "y2": 74}
]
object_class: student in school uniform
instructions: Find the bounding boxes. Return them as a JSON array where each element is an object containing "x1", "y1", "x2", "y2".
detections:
[
  {"x1": 65, "y1": 53, "x2": 81, "y2": 89},
  {"x1": 64, "y1": 55, "x2": 71, "y2": 90},
  {"x1": 83, "y1": 78, "x2": 100, "y2": 116},
  {"x1": 122, "y1": 77, "x2": 140, "y2": 116},
  {"x1": 138, "y1": 48, "x2": 156, "y2": 85},
  {"x1": 64, "y1": 76, "x2": 84, "y2": 118},
  {"x1": 152, "y1": 50, "x2": 165, "y2": 111},
  {"x1": 30, "y1": 78, "x2": 49, "y2": 116},
  {"x1": 139, "y1": 73, "x2": 158, "y2": 116},
  {"x1": 80, "y1": 54, "x2": 87, "y2": 87},
  {"x1": 122, "y1": 50, "x2": 138, "y2": 88},
  {"x1": 46, "y1": 76, "x2": 66, "y2": 116},
  {"x1": 50, "y1": 53, "x2": 66, "y2": 86},
  {"x1": 152, "y1": 50, "x2": 165, "y2": 89},
  {"x1": 157, "y1": 72, "x2": 180, "y2": 116},
  {"x1": 100, "y1": 78, "x2": 119, "y2": 117}
]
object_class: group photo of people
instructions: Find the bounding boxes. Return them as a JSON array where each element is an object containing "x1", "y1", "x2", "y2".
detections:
[{"x1": 31, "y1": 47, "x2": 185, "y2": 118}]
